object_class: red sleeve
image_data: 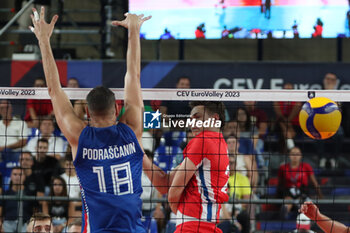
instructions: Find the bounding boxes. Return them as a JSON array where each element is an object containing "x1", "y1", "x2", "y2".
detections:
[
  {"x1": 305, "y1": 163, "x2": 314, "y2": 176},
  {"x1": 184, "y1": 137, "x2": 205, "y2": 166},
  {"x1": 278, "y1": 165, "x2": 284, "y2": 178},
  {"x1": 26, "y1": 99, "x2": 35, "y2": 109}
]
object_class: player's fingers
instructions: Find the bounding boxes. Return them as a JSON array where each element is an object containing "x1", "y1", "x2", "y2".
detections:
[
  {"x1": 141, "y1": 15, "x2": 152, "y2": 23},
  {"x1": 40, "y1": 6, "x2": 45, "y2": 21},
  {"x1": 30, "y1": 14, "x2": 36, "y2": 26},
  {"x1": 50, "y1": 15, "x2": 59, "y2": 26},
  {"x1": 29, "y1": 26, "x2": 35, "y2": 33},
  {"x1": 139, "y1": 14, "x2": 144, "y2": 18},
  {"x1": 33, "y1": 8, "x2": 39, "y2": 22},
  {"x1": 111, "y1": 20, "x2": 121, "y2": 26}
]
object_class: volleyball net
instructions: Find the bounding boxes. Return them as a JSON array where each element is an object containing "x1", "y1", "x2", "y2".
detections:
[{"x1": 0, "y1": 87, "x2": 349, "y2": 233}]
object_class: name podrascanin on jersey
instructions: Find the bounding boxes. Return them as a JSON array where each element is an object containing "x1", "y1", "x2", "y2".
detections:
[{"x1": 82, "y1": 142, "x2": 136, "y2": 160}]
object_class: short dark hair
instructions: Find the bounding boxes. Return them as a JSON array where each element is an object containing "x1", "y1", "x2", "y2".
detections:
[
  {"x1": 189, "y1": 101, "x2": 226, "y2": 128},
  {"x1": 21, "y1": 151, "x2": 33, "y2": 157},
  {"x1": 176, "y1": 76, "x2": 191, "y2": 85},
  {"x1": 37, "y1": 138, "x2": 49, "y2": 146},
  {"x1": 29, "y1": 212, "x2": 51, "y2": 224},
  {"x1": 68, "y1": 77, "x2": 78, "y2": 82},
  {"x1": 86, "y1": 86, "x2": 115, "y2": 114},
  {"x1": 35, "y1": 77, "x2": 45, "y2": 82},
  {"x1": 11, "y1": 166, "x2": 22, "y2": 172},
  {"x1": 65, "y1": 153, "x2": 73, "y2": 162}
]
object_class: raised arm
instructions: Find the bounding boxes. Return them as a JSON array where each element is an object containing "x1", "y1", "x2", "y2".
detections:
[
  {"x1": 112, "y1": 14, "x2": 151, "y2": 142},
  {"x1": 300, "y1": 202, "x2": 350, "y2": 233},
  {"x1": 30, "y1": 7, "x2": 85, "y2": 156}
]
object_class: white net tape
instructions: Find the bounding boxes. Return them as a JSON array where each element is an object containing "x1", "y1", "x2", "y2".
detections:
[{"x1": 0, "y1": 87, "x2": 349, "y2": 101}]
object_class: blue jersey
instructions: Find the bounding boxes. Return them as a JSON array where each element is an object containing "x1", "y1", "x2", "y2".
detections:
[{"x1": 74, "y1": 123, "x2": 145, "y2": 233}]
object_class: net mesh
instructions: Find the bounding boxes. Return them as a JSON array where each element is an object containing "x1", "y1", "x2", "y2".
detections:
[{"x1": 0, "y1": 87, "x2": 349, "y2": 233}]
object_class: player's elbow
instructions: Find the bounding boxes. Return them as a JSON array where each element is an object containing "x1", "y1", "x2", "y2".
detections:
[
  {"x1": 47, "y1": 86, "x2": 60, "y2": 98},
  {"x1": 168, "y1": 191, "x2": 177, "y2": 203},
  {"x1": 157, "y1": 187, "x2": 169, "y2": 195}
]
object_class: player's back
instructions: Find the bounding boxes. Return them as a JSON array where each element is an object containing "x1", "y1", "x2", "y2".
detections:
[{"x1": 74, "y1": 123, "x2": 145, "y2": 233}]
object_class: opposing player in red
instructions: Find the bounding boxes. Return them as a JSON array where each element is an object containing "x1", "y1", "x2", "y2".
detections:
[
  {"x1": 143, "y1": 101, "x2": 229, "y2": 232},
  {"x1": 300, "y1": 201, "x2": 349, "y2": 233}
]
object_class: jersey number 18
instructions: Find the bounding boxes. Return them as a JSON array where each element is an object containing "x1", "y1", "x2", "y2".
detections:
[{"x1": 93, "y1": 162, "x2": 134, "y2": 195}]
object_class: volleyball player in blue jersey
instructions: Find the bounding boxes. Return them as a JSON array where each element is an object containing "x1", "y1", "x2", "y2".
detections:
[{"x1": 30, "y1": 7, "x2": 151, "y2": 232}]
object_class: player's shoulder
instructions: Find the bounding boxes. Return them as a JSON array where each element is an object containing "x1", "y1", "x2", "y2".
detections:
[
  {"x1": 301, "y1": 162, "x2": 313, "y2": 169},
  {"x1": 278, "y1": 163, "x2": 289, "y2": 170}
]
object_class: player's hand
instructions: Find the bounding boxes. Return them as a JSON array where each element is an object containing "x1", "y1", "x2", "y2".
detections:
[
  {"x1": 111, "y1": 13, "x2": 151, "y2": 30},
  {"x1": 299, "y1": 201, "x2": 320, "y2": 220},
  {"x1": 30, "y1": 6, "x2": 58, "y2": 41}
]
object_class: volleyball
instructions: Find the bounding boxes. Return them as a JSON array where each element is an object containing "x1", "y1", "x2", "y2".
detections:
[{"x1": 299, "y1": 97, "x2": 342, "y2": 140}]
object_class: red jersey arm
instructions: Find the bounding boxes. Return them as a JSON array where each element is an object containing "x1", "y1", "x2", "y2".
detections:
[{"x1": 184, "y1": 136, "x2": 205, "y2": 166}]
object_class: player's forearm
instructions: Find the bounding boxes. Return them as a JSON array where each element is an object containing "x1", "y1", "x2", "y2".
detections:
[
  {"x1": 143, "y1": 155, "x2": 170, "y2": 194},
  {"x1": 126, "y1": 25, "x2": 141, "y2": 80},
  {"x1": 5, "y1": 139, "x2": 27, "y2": 150},
  {"x1": 38, "y1": 39, "x2": 62, "y2": 96},
  {"x1": 316, "y1": 213, "x2": 350, "y2": 233},
  {"x1": 168, "y1": 186, "x2": 184, "y2": 213}
]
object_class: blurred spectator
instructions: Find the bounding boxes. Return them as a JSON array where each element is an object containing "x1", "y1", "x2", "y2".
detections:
[
  {"x1": 24, "y1": 77, "x2": 53, "y2": 128},
  {"x1": 60, "y1": 153, "x2": 81, "y2": 220},
  {"x1": 0, "y1": 100, "x2": 28, "y2": 161},
  {"x1": 273, "y1": 83, "x2": 302, "y2": 153},
  {"x1": 265, "y1": 0, "x2": 271, "y2": 19},
  {"x1": 160, "y1": 28, "x2": 175, "y2": 40},
  {"x1": 226, "y1": 135, "x2": 258, "y2": 191},
  {"x1": 312, "y1": 18, "x2": 323, "y2": 38},
  {"x1": 243, "y1": 101, "x2": 268, "y2": 141},
  {"x1": 32, "y1": 138, "x2": 63, "y2": 191},
  {"x1": 292, "y1": 20, "x2": 299, "y2": 38},
  {"x1": 0, "y1": 167, "x2": 30, "y2": 232},
  {"x1": 235, "y1": 107, "x2": 259, "y2": 142},
  {"x1": 66, "y1": 77, "x2": 88, "y2": 122},
  {"x1": 67, "y1": 218, "x2": 82, "y2": 233},
  {"x1": 243, "y1": 101, "x2": 268, "y2": 166},
  {"x1": 323, "y1": 72, "x2": 339, "y2": 90},
  {"x1": 19, "y1": 152, "x2": 47, "y2": 213},
  {"x1": 223, "y1": 121, "x2": 255, "y2": 155},
  {"x1": 26, "y1": 212, "x2": 53, "y2": 233},
  {"x1": 48, "y1": 176, "x2": 74, "y2": 233},
  {"x1": 60, "y1": 153, "x2": 80, "y2": 199},
  {"x1": 277, "y1": 147, "x2": 322, "y2": 220},
  {"x1": 67, "y1": 78, "x2": 79, "y2": 88},
  {"x1": 222, "y1": 26, "x2": 230, "y2": 38},
  {"x1": 160, "y1": 76, "x2": 191, "y2": 116},
  {"x1": 195, "y1": 23, "x2": 206, "y2": 39},
  {"x1": 26, "y1": 116, "x2": 67, "y2": 159}
]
